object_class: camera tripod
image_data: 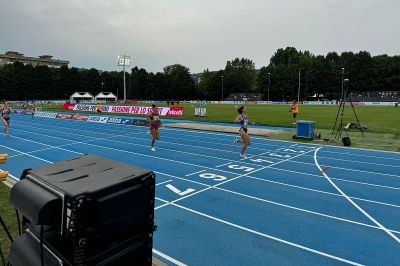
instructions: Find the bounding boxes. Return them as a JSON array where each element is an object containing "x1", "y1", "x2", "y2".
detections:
[{"x1": 331, "y1": 95, "x2": 364, "y2": 142}]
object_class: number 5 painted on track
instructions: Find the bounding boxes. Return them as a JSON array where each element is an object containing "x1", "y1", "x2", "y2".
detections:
[{"x1": 228, "y1": 165, "x2": 255, "y2": 172}]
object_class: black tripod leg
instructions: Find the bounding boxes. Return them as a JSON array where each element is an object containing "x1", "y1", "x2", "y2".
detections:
[
  {"x1": 332, "y1": 101, "x2": 343, "y2": 134},
  {"x1": 333, "y1": 101, "x2": 346, "y2": 141},
  {"x1": 350, "y1": 101, "x2": 364, "y2": 137}
]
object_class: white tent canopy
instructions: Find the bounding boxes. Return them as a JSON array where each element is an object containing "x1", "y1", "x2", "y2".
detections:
[
  {"x1": 95, "y1": 92, "x2": 117, "y2": 102},
  {"x1": 70, "y1": 92, "x2": 94, "y2": 102}
]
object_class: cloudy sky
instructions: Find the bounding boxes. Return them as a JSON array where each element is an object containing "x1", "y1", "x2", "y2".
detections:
[{"x1": 0, "y1": 0, "x2": 399, "y2": 73}]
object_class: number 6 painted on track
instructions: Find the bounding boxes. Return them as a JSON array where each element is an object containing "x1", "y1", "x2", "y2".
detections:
[{"x1": 199, "y1": 173, "x2": 227, "y2": 181}]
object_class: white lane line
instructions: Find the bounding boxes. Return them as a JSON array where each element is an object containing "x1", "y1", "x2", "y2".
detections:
[
  {"x1": 7, "y1": 132, "x2": 129, "y2": 158},
  {"x1": 185, "y1": 170, "x2": 206, "y2": 177},
  {"x1": 155, "y1": 197, "x2": 169, "y2": 204},
  {"x1": 152, "y1": 249, "x2": 187, "y2": 266},
  {"x1": 216, "y1": 162, "x2": 232, "y2": 168},
  {"x1": 287, "y1": 159, "x2": 400, "y2": 178},
  {"x1": 171, "y1": 203, "x2": 364, "y2": 266},
  {"x1": 214, "y1": 186, "x2": 400, "y2": 234},
  {"x1": 245, "y1": 175, "x2": 400, "y2": 209},
  {"x1": 14, "y1": 120, "x2": 274, "y2": 160},
  {"x1": 5, "y1": 139, "x2": 398, "y2": 239},
  {"x1": 269, "y1": 166, "x2": 400, "y2": 191},
  {"x1": 0, "y1": 144, "x2": 53, "y2": 163},
  {"x1": 156, "y1": 172, "x2": 211, "y2": 187},
  {"x1": 314, "y1": 147, "x2": 400, "y2": 244},
  {"x1": 155, "y1": 148, "x2": 319, "y2": 210},
  {"x1": 16, "y1": 122, "x2": 396, "y2": 179},
  {"x1": 7, "y1": 126, "x2": 399, "y2": 209},
  {"x1": 156, "y1": 180, "x2": 172, "y2": 186},
  {"x1": 9, "y1": 126, "x2": 256, "y2": 177},
  {"x1": 154, "y1": 170, "x2": 400, "y2": 232},
  {"x1": 8, "y1": 134, "x2": 82, "y2": 155},
  {"x1": 306, "y1": 155, "x2": 400, "y2": 168}
]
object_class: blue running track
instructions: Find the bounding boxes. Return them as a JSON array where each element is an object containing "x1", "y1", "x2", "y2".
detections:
[{"x1": 1, "y1": 115, "x2": 400, "y2": 265}]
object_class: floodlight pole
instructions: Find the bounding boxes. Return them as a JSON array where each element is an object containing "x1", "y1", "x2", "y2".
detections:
[
  {"x1": 118, "y1": 54, "x2": 132, "y2": 102},
  {"x1": 267, "y1": 72, "x2": 270, "y2": 101},
  {"x1": 123, "y1": 64, "x2": 126, "y2": 101},
  {"x1": 297, "y1": 70, "x2": 301, "y2": 102},
  {"x1": 340, "y1": 67, "x2": 345, "y2": 101},
  {"x1": 221, "y1": 75, "x2": 224, "y2": 101}
]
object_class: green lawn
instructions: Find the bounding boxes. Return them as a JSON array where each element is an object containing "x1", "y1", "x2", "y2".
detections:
[
  {"x1": 42, "y1": 103, "x2": 400, "y2": 152},
  {"x1": 0, "y1": 184, "x2": 18, "y2": 260}
]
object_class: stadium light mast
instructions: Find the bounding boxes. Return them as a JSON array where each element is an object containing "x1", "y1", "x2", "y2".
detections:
[
  {"x1": 267, "y1": 72, "x2": 271, "y2": 101},
  {"x1": 340, "y1": 67, "x2": 345, "y2": 101},
  {"x1": 221, "y1": 75, "x2": 224, "y2": 101},
  {"x1": 117, "y1": 54, "x2": 132, "y2": 102}
]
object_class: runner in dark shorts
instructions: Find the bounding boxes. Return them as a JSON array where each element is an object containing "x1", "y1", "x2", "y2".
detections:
[
  {"x1": 234, "y1": 106, "x2": 255, "y2": 159},
  {"x1": 1, "y1": 103, "x2": 12, "y2": 136},
  {"x1": 147, "y1": 104, "x2": 161, "y2": 151}
]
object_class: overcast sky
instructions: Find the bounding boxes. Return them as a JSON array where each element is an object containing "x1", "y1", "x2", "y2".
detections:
[{"x1": 1, "y1": 0, "x2": 399, "y2": 73}]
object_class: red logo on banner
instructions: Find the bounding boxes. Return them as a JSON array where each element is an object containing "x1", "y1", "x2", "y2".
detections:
[
  {"x1": 56, "y1": 114, "x2": 73, "y2": 119},
  {"x1": 71, "y1": 115, "x2": 89, "y2": 121},
  {"x1": 63, "y1": 104, "x2": 76, "y2": 110},
  {"x1": 166, "y1": 107, "x2": 184, "y2": 117}
]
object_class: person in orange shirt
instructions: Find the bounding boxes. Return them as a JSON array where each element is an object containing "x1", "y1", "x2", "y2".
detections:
[
  {"x1": 289, "y1": 100, "x2": 299, "y2": 124},
  {"x1": 96, "y1": 103, "x2": 103, "y2": 114}
]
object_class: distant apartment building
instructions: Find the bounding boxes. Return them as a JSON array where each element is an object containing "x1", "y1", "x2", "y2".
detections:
[{"x1": 0, "y1": 51, "x2": 69, "y2": 68}]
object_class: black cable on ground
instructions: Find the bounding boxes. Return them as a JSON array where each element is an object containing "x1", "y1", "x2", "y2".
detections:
[
  {"x1": 15, "y1": 210, "x2": 21, "y2": 236},
  {"x1": 0, "y1": 241, "x2": 6, "y2": 266},
  {"x1": 0, "y1": 216, "x2": 12, "y2": 243}
]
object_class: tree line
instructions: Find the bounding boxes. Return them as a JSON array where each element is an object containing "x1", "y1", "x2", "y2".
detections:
[{"x1": 0, "y1": 47, "x2": 399, "y2": 101}]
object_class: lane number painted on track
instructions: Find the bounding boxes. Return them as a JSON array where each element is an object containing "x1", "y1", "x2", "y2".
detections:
[
  {"x1": 268, "y1": 153, "x2": 291, "y2": 158},
  {"x1": 166, "y1": 184, "x2": 195, "y2": 196},
  {"x1": 278, "y1": 148, "x2": 305, "y2": 153},
  {"x1": 199, "y1": 173, "x2": 227, "y2": 181},
  {"x1": 249, "y1": 158, "x2": 274, "y2": 164},
  {"x1": 227, "y1": 165, "x2": 255, "y2": 172}
]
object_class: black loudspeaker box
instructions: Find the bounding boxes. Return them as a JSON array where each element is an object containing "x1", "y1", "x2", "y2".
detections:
[{"x1": 342, "y1": 136, "x2": 351, "y2": 146}]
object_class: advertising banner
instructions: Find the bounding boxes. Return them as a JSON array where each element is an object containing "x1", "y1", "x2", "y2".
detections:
[
  {"x1": 34, "y1": 111, "x2": 58, "y2": 118},
  {"x1": 63, "y1": 104, "x2": 184, "y2": 117}
]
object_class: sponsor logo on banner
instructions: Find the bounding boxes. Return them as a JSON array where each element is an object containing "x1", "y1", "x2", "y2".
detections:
[
  {"x1": 35, "y1": 112, "x2": 58, "y2": 118},
  {"x1": 63, "y1": 104, "x2": 76, "y2": 110},
  {"x1": 71, "y1": 115, "x2": 89, "y2": 121},
  {"x1": 14, "y1": 109, "x2": 34, "y2": 115},
  {"x1": 56, "y1": 114, "x2": 73, "y2": 119},
  {"x1": 107, "y1": 117, "x2": 133, "y2": 125},
  {"x1": 166, "y1": 107, "x2": 184, "y2": 117},
  {"x1": 74, "y1": 104, "x2": 97, "y2": 112},
  {"x1": 87, "y1": 116, "x2": 109, "y2": 123}
]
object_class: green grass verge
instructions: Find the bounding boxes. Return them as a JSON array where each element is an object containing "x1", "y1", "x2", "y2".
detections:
[{"x1": 0, "y1": 184, "x2": 18, "y2": 260}]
